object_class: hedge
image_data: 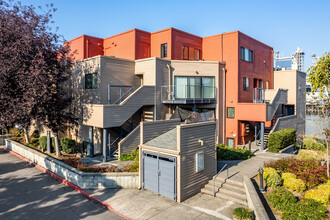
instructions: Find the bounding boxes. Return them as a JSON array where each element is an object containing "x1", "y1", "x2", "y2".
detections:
[
  {"x1": 216, "y1": 145, "x2": 254, "y2": 160},
  {"x1": 60, "y1": 138, "x2": 76, "y2": 154},
  {"x1": 268, "y1": 129, "x2": 296, "y2": 153}
]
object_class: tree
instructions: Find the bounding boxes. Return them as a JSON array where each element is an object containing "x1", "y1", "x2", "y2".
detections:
[
  {"x1": 0, "y1": 0, "x2": 77, "y2": 156},
  {"x1": 307, "y1": 52, "x2": 330, "y2": 176}
]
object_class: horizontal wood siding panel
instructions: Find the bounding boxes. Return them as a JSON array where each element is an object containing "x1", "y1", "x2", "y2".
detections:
[
  {"x1": 179, "y1": 122, "x2": 216, "y2": 201},
  {"x1": 266, "y1": 89, "x2": 288, "y2": 121},
  {"x1": 83, "y1": 86, "x2": 155, "y2": 128},
  {"x1": 143, "y1": 119, "x2": 181, "y2": 144},
  {"x1": 118, "y1": 125, "x2": 140, "y2": 155}
]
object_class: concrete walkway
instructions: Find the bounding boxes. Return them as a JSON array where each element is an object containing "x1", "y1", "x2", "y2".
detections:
[
  {"x1": 86, "y1": 188, "x2": 241, "y2": 220},
  {"x1": 217, "y1": 151, "x2": 294, "y2": 182}
]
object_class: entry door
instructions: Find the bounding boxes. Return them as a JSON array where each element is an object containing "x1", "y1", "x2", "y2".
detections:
[{"x1": 142, "y1": 151, "x2": 176, "y2": 201}]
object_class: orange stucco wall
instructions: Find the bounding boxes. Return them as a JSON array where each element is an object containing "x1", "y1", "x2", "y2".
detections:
[
  {"x1": 151, "y1": 28, "x2": 172, "y2": 59},
  {"x1": 66, "y1": 35, "x2": 103, "y2": 61}
]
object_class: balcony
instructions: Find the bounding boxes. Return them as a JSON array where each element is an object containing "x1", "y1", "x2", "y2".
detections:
[{"x1": 161, "y1": 85, "x2": 216, "y2": 104}]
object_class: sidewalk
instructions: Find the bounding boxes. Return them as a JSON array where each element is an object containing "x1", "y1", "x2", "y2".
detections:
[{"x1": 217, "y1": 151, "x2": 294, "y2": 182}]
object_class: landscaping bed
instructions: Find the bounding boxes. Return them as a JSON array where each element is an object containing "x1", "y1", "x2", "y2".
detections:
[
  {"x1": 9, "y1": 129, "x2": 138, "y2": 172},
  {"x1": 253, "y1": 157, "x2": 330, "y2": 219}
]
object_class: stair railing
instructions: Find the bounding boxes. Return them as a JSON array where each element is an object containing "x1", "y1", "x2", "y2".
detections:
[
  {"x1": 213, "y1": 164, "x2": 228, "y2": 197},
  {"x1": 109, "y1": 136, "x2": 120, "y2": 158}
]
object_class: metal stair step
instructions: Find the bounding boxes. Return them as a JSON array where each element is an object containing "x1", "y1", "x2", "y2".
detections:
[{"x1": 201, "y1": 188, "x2": 248, "y2": 206}]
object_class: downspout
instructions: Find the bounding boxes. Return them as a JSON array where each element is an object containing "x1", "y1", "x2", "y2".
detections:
[
  {"x1": 222, "y1": 66, "x2": 226, "y2": 144},
  {"x1": 167, "y1": 63, "x2": 171, "y2": 114}
]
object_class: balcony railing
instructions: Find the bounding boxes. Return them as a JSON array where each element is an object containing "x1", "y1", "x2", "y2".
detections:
[
  {"x1": 253, "y1": 88, "x2": 265, "y2": 103},
  {"x1": 161, "y1": 85, "x2": 216, "y2": 104}
]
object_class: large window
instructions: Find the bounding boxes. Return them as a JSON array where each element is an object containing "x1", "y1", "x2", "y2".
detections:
[
  {"x1": 227, "y1": 107, "x2": 235, "y2": 118},
  {"x1": 85, "y1": 73, "x2": 98, "y2": 89},
  {"x1": 243, "y1": 77, "x2": 249, "y2": 91},
  {"x1": 182, "y1": 46, "x2": 189, "y2": 60},
  {"x1": 174, "y1": 76, "x2": 215, "y2": 99},
  {"x1": 240, "y1": 47, "x2": 253, "y2": 62},
  {"x1": 161, "y1": 43, "x2": 167, "y2": 58}
]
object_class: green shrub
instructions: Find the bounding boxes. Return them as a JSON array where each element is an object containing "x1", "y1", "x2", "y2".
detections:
[
  {"x1": 30, "y1": 138, "x2": 39, "y2": 147},
  {"x1": 39, "y1": 136, "x2": 55, "y2": 152},
  {"x1": 120, "y1": 149, "x2": 139, "y2": 161},
  {"x1": 31, "y1": 130, "x2": 40, "y2": 138},
  {"x1": 60, "y1": 138, "x2": 76, "y2": 154},
  {"x1": 268, "y1": 129, "x2": 296, "y2": 153},
  {"x1": 266, "y1": 173, "x2": 282, "y2": 188},
  {"x1": 265, "y1": 158, "x2": 327, "y2": 188},
  {"x1": 263, "y1": 167, "x2": 278, "y2": 180},
  {"x1": 303, "y1": 136, "x2": 325, "y2": 151},
  {"x1": 305, "y1": 188, "x2": 329, "y2": 205},
  {"x1": 216, "y1": 145, "x2": 254, "y2": 160},
  {"x1": 266, "y1": 187, "x2": 297, "y2": 211},
  {"x1": 297, "y1": 149, "x2": 325, "y2": 161},
  {"x1": 282, "y1": 199, "x2": 327, "y2": 220},
  {"x1": 232, "y1": 207, "x2": 253, "y2": 220},
  {"x1": 283, "y1": 178, "x2": 306, "y2": 193},
  {"x1": 282, "y1": 172, "x2": 297, "y2": 180}
]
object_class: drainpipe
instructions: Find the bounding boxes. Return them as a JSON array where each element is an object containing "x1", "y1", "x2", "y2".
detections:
[
  {"x1": 167, "y1": 64, "x2": 172, "y2": 114},
  {"x1": 222, "y1": 66, "x2": 226, "y2": 144}
]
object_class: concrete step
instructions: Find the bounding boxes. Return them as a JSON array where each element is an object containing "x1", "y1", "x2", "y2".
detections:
[
  {"x1": 201, "y1": 188, "x2": 248, "y2": 206},
  {"x1": 212, "y1": 177, "x2": 244, "y2": 187},
  {"x1": 208, "y1": 179, "x2": 246, "y2": 194},
  {"x1": 204, "y1": 184, "x2": 246, "y2": 198}
]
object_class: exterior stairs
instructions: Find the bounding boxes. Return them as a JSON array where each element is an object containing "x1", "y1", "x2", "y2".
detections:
[
  {"x1": 256, "y1": 130, "x2": 270, "y2": 148},
  {"x1": 201, "y1": 177, "x2": 248, "y2": 206}
]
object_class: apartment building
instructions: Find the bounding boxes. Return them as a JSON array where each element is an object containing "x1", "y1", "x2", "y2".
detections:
[{"x1": 66, "y1": 27, "x2": 305, "y2": 152}]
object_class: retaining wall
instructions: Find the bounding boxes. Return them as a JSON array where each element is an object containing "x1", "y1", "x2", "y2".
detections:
[{"x1": 5, "y1": 140, "x2": 138, "y2": 189}]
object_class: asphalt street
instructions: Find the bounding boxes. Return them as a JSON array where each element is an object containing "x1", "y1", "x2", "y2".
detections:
[{"x1": 0, "y1": 147, "x2": 124, "y2": 220}]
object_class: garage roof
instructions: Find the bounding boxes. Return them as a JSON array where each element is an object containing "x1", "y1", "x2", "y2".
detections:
[{"x1": 145, "y1": 128, "x2": 177, "y2": 150}]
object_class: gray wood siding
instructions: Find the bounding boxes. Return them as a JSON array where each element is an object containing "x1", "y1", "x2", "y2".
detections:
[
  {"x1": 179, "y1": 122, "x2": 216, "y2": 202},
  {"x1": 84, "y1": 86, "x2": 155, "y2": 128},
  {"x1": 272, "y1": 115, "x2": 297, "y2": 132},
  {"x1": 142, "y1": 119, "x2": 181, "y2": 144},
  {"x1": 266, "y1": 89, "x2": 288, "y2": 121},
  {"x1": 118, "y1": 125, "x2": 140, "y2": 155}
]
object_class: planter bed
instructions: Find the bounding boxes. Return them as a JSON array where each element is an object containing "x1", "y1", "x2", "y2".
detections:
[{"x1": 5, "y1": 139, "x2": 139, "y2": 189}]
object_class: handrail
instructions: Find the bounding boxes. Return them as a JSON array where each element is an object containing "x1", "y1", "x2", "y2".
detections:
[
  {"x1": 109, "y1": 136, "x2": 120, "y2": 157},
  {"x1": 213, "y1": 164, "x2": 228, "y2": 197},
  {"x1": 113, "y1": 87, "x2": 133, "y2": 104}
]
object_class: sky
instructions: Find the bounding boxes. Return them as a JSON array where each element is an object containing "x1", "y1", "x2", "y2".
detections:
[{"x1": 22, "y1": 0, "x2": 330, "y2": 70}]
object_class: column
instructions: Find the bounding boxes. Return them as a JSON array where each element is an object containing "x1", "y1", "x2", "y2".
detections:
[
  {"x1": 89, "y1": 127, "x2": 94, "y2": 158},
  {"x1": 103, "y1": 128, "x2": 107, "y2": 162},
  {"x1": 260, "y1": 122, "x2": 265, "y2": 150}
]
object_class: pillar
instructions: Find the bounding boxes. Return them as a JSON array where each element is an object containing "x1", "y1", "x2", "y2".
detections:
[
  {"x1": 47, "y1": 131, "x2": 51, "y2": 153},
  {"x1": 103, "y1": 128, "x2": 107, "y2": 162},
  {"x1": 254, "y1": 123, "x2": 258, "y2": 146},
  {"x1": 260, "y1": 122, "x2": 265, "y2": 150},
  {"x1": 89, "y1": 127, "x2": 94, "y2": 158}
]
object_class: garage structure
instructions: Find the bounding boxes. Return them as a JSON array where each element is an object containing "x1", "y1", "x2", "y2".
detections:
[{"x1": 139, "y1": 120, "x2": 216, "y2": 203}]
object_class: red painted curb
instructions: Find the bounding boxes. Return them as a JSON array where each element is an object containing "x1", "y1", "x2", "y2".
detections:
[{"x1": 3, "y1": 147, "x2": 132, "y2": 220}]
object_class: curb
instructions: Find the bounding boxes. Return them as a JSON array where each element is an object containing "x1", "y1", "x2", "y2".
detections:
[{"x1": 3, "y1": 147, "x2": 132, "y2": 220}]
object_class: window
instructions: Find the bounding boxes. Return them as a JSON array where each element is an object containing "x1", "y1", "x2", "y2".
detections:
[
  {"x1": 227, "y1": 138, "x2": 234, "y2": 148},
  {"x1": 196, "y1": 152, "x2": 204, "y2": 172},
  {"x1": 194, "y1": 49, "x2": 200, "y2": 60},
  {"x1": 243, "y1": 77, "x2": 249, "y2": 91},
  {"x1": 266, "y1": 81, "x2": 269, "y2": 89},
  {"x1": 259, "y1": 79, "x2": 263, "y2": 88},
  {"x1": 227, "y1": 107, "x2": 235, "y2": 118},
  {"x1": 85, "y1": 73, "x2": 98, "y2": 89},
  {"x1": 240, "y1": 47, "x2": 253, "y2": 62},
  {"x1": 174, "y1": 76, "x2": 215, "y2": 99},
  {"x1": 182, "y1": 46, "x2": 189, "y2": 60},
  {"x1": 161, "y1": 43, "x2": 167, "y2": 58}
]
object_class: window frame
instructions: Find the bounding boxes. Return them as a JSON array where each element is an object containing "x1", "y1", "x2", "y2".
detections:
[
  {"x1": 240, "y1": 47, "x2": 253, "y2": 63},
  {"x1": 85, "y1": 73, "x2": 98, "y2": 89},
  {"x1": 227, "y1": 107, "x2": 235, "y2": 119},
  {"x1": 161, "y1": 43, "x2": 167, "y2": 58},
  {"x1": 195, "y1": 151, "x2": 205, "y2": 172},
  {"x1": 227, "y1": 138, "x2": 234, "y2": 148},
  {"x1": 194, "y1": 49, "x2": 200, "y2": 60},
  {"x1": 243, "y1": 77, "x2": 249, "y2": 91},
  {"x1": 182, "y1": 46, "x2": 189, "y2": 60}
]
